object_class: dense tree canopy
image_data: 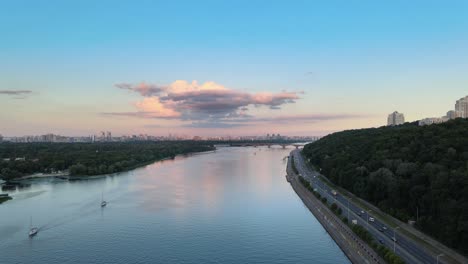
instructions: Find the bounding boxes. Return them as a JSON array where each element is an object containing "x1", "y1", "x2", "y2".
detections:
[
  {"x1": 0, "y1": 141, "x2": 214, "y2": 180},
  {"x1": 302, "y1": 118, "x2": 468, "y2": 255}
]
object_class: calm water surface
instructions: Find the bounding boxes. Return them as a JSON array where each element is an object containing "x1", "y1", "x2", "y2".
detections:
[{"x1": 0, "y1": 147, "x2": 349, "y2": 264}]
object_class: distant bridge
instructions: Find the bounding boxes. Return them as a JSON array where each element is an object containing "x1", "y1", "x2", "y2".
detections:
[{"x1": 229, "y1": 142, "x2": 307, "y2": 149}]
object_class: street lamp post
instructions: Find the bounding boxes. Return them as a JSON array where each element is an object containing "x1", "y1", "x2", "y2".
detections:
[
  {"x1": 437, "y1": 253, "x2": 444, "y2": 264},
  {"x1": 393, "y1": 226, "x2": 400, "y2": 252}
]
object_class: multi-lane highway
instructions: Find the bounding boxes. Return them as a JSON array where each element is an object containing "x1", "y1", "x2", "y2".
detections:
[{"x1": 291, "y1": 150, "x2": 442, "y2": 264}]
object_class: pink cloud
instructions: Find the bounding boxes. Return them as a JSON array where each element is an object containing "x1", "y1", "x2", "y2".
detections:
[{"x1": 111, "y1": 80, "x2": 302, "y2": 122}]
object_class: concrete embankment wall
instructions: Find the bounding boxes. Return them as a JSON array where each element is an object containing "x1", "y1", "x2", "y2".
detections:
[{"x1": 286, "y1": 156, "x2": 384, "y2": 264}]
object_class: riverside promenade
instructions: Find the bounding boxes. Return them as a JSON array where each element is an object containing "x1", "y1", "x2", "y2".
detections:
[{"x1": 286, "y1": 154, "x2": 384, "y2": 264}]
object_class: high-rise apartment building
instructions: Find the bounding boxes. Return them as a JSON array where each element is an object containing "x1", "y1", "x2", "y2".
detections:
[
  {"x1": 387, "y1": 111, "x2": 405, "y2": 126},
  {"x1": 455, "y1": 96, "x2": 468, "y2": 118}
]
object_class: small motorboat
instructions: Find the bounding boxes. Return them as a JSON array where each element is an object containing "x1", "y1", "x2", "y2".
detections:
[
  {"x1": 101, "y1": 192, "x2": 107, "y2": 207},
  {"x1": 29, "y1": 227, "x2": 38, "y2": 237},
  {"x1": 28, "y1": 217, "x2": 38, "y2": 237}
]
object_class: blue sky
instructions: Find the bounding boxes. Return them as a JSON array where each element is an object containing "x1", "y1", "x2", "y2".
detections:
[{"x1": 1, "y1": 1, "x2": 467, "y2": 136}]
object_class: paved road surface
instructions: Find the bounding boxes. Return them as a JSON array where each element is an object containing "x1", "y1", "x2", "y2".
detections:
[{"x1": 287, "y1": 156, "x2": 383, "y2": 264}]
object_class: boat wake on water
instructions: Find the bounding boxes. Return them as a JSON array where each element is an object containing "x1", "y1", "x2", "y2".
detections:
[{"x1": 39, "y1": 199, "x2": 110, "y2": 232}]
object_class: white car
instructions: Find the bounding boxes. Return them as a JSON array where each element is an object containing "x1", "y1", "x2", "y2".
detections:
[{"x1": 369, "y1": 217, "x2": 375, "y2": 222}]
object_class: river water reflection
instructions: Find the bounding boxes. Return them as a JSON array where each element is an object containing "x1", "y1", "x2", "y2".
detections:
[{"x1": 0, "y1": 146, "x2": 349, "y2": 264}]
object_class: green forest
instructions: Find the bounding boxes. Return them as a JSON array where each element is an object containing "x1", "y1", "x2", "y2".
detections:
[
  {"x1": 0, "y1": 141, "x2": 214, "y2": 180},
  {"x1": 302, "y1": 118, "x2": 468, "y2": 255}
]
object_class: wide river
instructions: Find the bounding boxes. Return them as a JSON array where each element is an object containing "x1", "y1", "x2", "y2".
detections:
[{"x1": 0, "y1": 146, "x2": 349, "y2": 264}]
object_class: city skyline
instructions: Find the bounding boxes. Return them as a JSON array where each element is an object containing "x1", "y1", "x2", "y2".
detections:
[
  {"x1": 2, "y1": 93, "x2": 466, "y2": 138},
  {"x1": 0, "y1": 131, "x2": 317, "y2": 142},
  {"x1": 1, "y1": 1, "x2": 468, "y2": 136}
]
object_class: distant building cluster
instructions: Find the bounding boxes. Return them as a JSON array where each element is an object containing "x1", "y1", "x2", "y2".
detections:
[
  {"x1": 4, "y1": 133, "x2": 93, "y2": 143},
  {"x1": 266, "y1": 133, "x2": 282, "y2": 140},
  {"x1": 387, "y1": 95, "x2": 467, "y2": 127},
  {"x1": 93, "y1": 131, "x2": 112, "y2": 142},
  {"x1": 387, "y1": 111, "x2": 405, "y2": 126},
  {"x1": 419, "y1": 95, "x2": 468, "y2": 126}
]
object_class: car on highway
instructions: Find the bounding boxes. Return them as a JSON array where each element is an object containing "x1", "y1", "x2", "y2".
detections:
[
  {"x1": 382, "y1": 226, "x2": 387, "y2": 231},
  {"x1": 378, "y1": 227, "x2": 384, "y2": 232},
  {"x1": 369, "y1": 217, "x2": 375, "y2": 222},
  {"x1": 378, "y1": 239, "x2": 384, "y2": 244},
  {"x1": 392, "y1": 237, "x2": 397, "y2": 242}
]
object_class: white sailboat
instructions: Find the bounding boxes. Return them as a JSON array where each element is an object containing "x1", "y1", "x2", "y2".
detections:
[
  {"x1": 28, "y1": 216, "x2": 38, "y2": 237},
  {"x1": 101, "y1": 192, "x2": 107, "y2": 207}
]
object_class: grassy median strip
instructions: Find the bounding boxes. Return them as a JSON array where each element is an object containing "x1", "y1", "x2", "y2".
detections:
[{"x1": 290, "y1": 156, "x2": 299, "y2": 175}]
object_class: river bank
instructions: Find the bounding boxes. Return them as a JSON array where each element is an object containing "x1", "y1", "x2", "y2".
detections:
[
  {"x1": 0, "y1": 194, "x2": 12, "y2": 204},
  {"x1": 286, "y1": 154, "x2": 384, "y2": 264},
  {"x1": 0, "y1": 141, "x2": 215, "y2": 181},
  {"x1": 19, "y1": 172, "x2": 70, "y2": 180},
  {"x1": 8, "y1": 149, "x2": 217, "y2": 182}
]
